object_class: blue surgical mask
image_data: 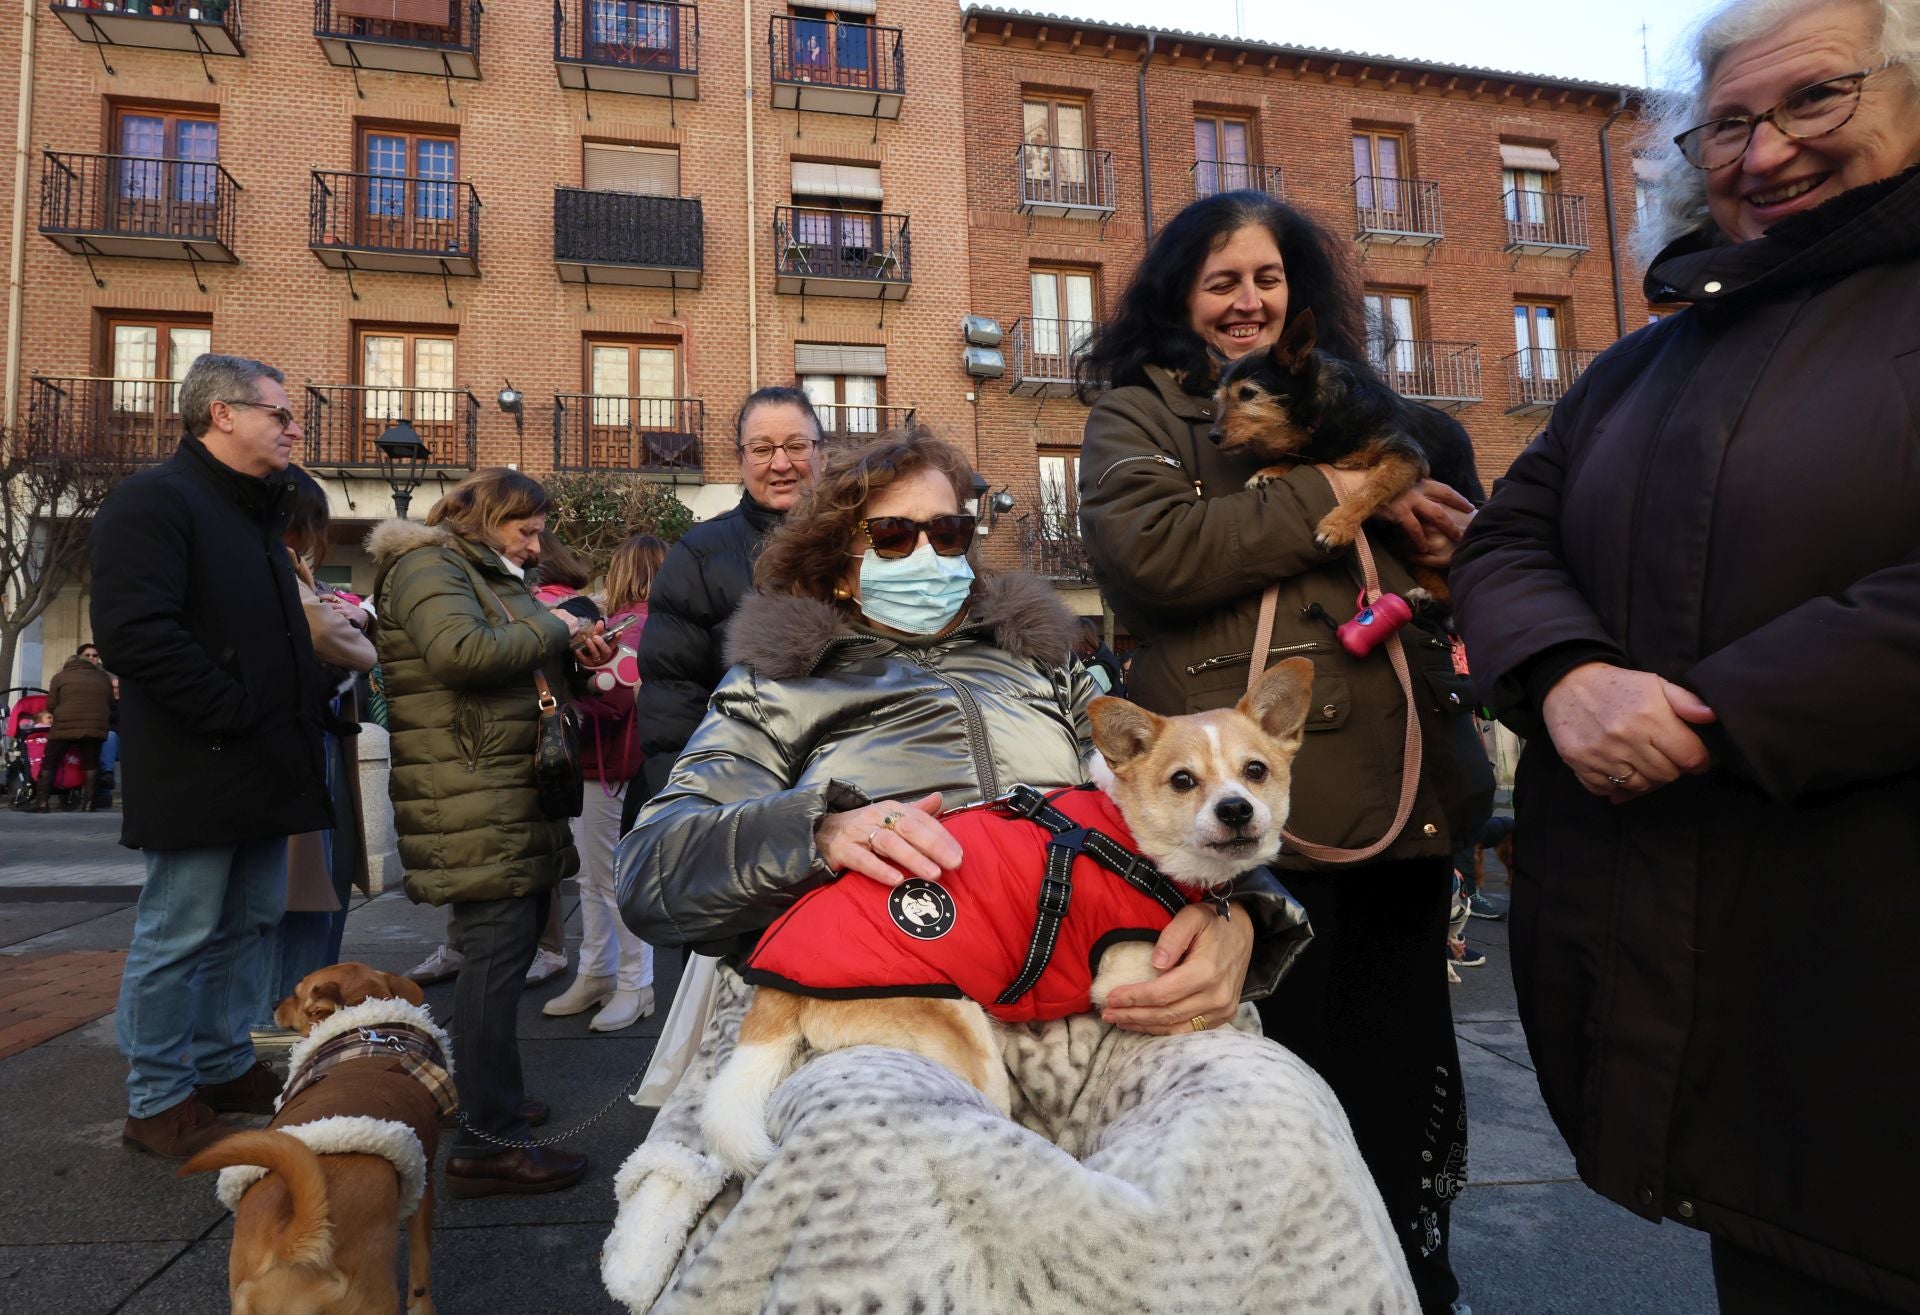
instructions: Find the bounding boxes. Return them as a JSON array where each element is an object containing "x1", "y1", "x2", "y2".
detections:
[{"x1": 856, "y1": 543, "x2": 976, "y2": 635}]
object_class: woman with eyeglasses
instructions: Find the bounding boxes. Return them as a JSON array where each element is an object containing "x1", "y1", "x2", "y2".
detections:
[
  {"x1": 1452, "y1": 2, "x2": 1920, "y2": 1311},
  {"x1": 602, "y1": 430, "x2": 1403, "y2": 1313}
]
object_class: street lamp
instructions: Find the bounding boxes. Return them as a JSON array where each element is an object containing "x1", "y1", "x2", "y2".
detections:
[{"x1": 374, "y1": 419, "x2": 432, "y2": 520}]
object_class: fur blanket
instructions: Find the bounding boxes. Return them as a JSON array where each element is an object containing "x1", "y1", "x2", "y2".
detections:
[{"x1": 604, "y1": 967, "x2": 1415, "y2": 1314}]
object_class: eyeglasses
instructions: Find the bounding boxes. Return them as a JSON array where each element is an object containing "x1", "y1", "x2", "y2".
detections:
[
  {"x1": 860, "y1": 514, "x2": 978, "y2": 559},
  {"x1": 220, "y1": 398, "x2": 295, "y2": 429},
  {"x1": 1674, "y1": 63, "x2": 1892, "y2": 170},
  {"x1": 739, "y1": 438, "x2": 819, "y2": 466}
]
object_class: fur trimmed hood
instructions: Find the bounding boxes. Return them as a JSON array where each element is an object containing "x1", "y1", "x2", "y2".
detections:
[
  {"x1": 364, "y1": 516, "x2": 459, "y2": 567},
  {"x1": 723, "y1": 571, "x2": 1077, "y2": 680}
]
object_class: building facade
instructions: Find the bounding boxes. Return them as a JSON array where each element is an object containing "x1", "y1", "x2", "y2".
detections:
[{"x1": 1, "y1": 1, "x2": 1645, "y2": 682}]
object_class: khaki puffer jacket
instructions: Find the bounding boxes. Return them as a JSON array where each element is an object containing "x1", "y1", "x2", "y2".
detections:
[
  {"x1": 369, "y1": 519, "x2": 579, "y2": 906},
  {"x1": 1078, "y1": 365, "x2": 1493, "y2": 866}
]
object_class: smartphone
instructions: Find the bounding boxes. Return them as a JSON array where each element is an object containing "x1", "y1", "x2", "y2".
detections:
[{"x1": 576, "y1": 612, "x2": 640, "y2": 648}]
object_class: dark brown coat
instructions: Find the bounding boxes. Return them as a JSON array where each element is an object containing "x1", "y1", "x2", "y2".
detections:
[
  {"x1": 45, "y1": 655, "x2": 114, "y2": 743},
  {"x1": 1452, "y1": 167, "x2": 1920, "y2": 1309}
]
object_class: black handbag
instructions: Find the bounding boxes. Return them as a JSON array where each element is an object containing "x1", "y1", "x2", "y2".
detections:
[{"x1": 532, "y1": 670, "x2": 584, "y2": 821}]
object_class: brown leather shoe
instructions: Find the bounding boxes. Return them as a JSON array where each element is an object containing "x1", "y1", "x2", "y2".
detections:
[
  {"x1": 518, "y1": 1098, "x2": 550, "y2": 1128},
  {"x1": 123, "y1": 1096, "x2": 233, "y2": 1160},
  {"x1": 196, "y1": 1059, "x2": 283, "y2": 1115},
  {"x1": 444, "y1": 1146, "x2": 587, "y2": 1198}
]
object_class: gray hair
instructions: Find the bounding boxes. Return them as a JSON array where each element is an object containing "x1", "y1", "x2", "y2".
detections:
[
  {"x1": 1633, "y1": 0, "x2": 1920, "y2": 266},
  {"x1": 178, "y1": 354, "x2": 286, "y2": 439}
]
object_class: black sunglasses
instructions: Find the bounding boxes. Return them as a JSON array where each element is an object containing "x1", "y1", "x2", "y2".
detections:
[{"x1": 860, "y1": 514, "x2": 977, "y2": 559}]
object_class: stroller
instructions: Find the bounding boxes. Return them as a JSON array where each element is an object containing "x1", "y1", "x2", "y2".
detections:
[{"x1": 4, "y1": 689, "x2": 85, "y2": 810}]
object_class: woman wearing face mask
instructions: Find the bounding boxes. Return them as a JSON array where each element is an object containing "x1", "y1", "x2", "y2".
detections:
[{"x1": 601, "y1": 431, "x2": 1409, "y2": 1315}]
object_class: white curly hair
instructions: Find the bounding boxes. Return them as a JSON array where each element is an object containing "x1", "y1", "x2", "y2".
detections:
[{"x1": 1633, "y1": 0, "x2": 1920, "y2": 265}]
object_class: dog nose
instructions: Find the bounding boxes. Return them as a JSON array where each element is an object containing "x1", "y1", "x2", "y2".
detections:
[
  {"x1": 1215, "y1": 797, "x2": 1254, "y2": 829},
  {"x1": 1207, "y1": 428, "x2": 1223, "y2": 445}
]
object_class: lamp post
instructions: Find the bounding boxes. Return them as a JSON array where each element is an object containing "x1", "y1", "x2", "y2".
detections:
[{"x1": 374, "y1": 419, "x2": 431, "y2": 520}]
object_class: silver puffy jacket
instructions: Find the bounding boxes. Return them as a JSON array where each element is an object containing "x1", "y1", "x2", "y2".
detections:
[{"x1": 615, "y1": 571, "x2": 1309, "y2": 996}]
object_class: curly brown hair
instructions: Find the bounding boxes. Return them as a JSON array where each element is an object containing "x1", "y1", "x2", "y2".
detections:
[{"x1": 754, "y1": 428, "x2": 976, "y2": 603}]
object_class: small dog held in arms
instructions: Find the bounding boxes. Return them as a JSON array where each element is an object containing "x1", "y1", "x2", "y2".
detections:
[
  {"x1": 700, "y1": 658, "x2": 1315, "y2": 1177},
  {"x1": 1209, "y1": 308, "x2": 1483, "y2": 602},
  {"x1": 179, "y1": 964, "x2": 456, "y2": 1315}
]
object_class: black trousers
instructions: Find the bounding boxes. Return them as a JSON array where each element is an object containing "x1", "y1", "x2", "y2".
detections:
[
  {"x1": 448, "y1": 892, "x2": 543, "y2": 1155},
  {"x1": 1256, "y1": 857, "x2": 1465, "y2": 1315},
  {"x1": 1712, "y1": 1237, "x2": 1911, "y2": 1315},
  {"x1": 33, "y1": 737, "x2": 101, "y2": 800}
]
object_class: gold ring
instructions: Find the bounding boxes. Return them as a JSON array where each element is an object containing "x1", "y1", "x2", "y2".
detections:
[
  {"x1": 1190, "y1": 1015, "x2": 1208, "y2": 1033},
  {"x1": 866, "y1": 827, "x2": 884, "y2": 847},
  {"x1": 881, "y1": 811, "x2": 905, "y2": 831}
]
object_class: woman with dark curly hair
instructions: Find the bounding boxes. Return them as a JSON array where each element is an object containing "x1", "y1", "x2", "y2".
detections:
[{"x1": 1076, "y1": 191, "x2": 1495, "y2": 1314}]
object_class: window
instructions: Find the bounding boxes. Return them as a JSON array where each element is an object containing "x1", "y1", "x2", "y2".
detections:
[
  {"x1": 358, "y1": 127, "x2": 458, "y2": 250},
  {"x1": 102, "y1": 314, "x2": 212, "y2": 413},
  {"x1": 1500, "y1": 143, "x2": 1561, "y2": 232},
  {"x1": 1193, "y1": 114, "x2": 1252, "y2": 197},
  {"x1": 112, "y1": 107, "x2": 219, "y2": 223},
  {"x1": 1029, "y1": 267, "x2": 1096, "y2": 372},
  {"x1": 1513, "y1": 300, "x2": 1563, "y2": 376},
  {"x1": 789, "y1": 7, "x2": 874, "y2": 84},
  {"x1": 589, "y1": 1, "x2": 682, "y2": 65},
  {"x1": 358, "y1": 327, "x2": 458, "y2": 457},
  {"x1": 1363, "y1": 290, "x2": 1422, "y2": 379},
  {"x1": 584, "y1": 339, "x2": 692, "y2": 468},
  {"x1": 583, "y1": 142, "x2": 679, "y2": 195},
  {"x1": 1036, "y1": 449, "x2": 1080, "y2": 541},
  {"x1": 800, "y1": 372, "x2": 885, "y2": 438},
  {"x1": 1352, "y1": 128, "x2": 1405, "y2": 214},
  {"x1": 1023, "y1": 94, "x2": 1090, "y2": 197}
]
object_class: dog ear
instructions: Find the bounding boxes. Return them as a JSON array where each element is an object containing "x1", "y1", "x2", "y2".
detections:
[
  {"x1": 272, "y1": 994, "x2": 303, "y2": 1031},
  {"x1": 302, "y1": 978, "x2": 345, "y2": 1027},
  {"x1": 1088, "y1": 695, "x2": 1165, "y2": 770},
  {"x1": 1237, "y1": 656, "x2": 1314, "y2": 752},
  {"x1": 1271, "y1": 309, "x2": 1318, "y2": 370}
]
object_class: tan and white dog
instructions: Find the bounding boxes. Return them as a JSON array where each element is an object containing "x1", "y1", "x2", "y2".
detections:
[{"x1": 702, "y1": 658, "x2": 1315, "y2": 1176}]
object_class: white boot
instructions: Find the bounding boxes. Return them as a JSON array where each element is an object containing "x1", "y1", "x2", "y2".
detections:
[
  {"x1": 590, "y1": 987, "x2": 656, "y2": 1032},
  {"x1": 542, "y1": 973, "x2": 617, "y2": 1017}
]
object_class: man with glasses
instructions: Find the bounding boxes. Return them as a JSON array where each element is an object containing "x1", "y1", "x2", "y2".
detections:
[
  {"x1": 90, "y1": 354, "x2": 331, "y2": 1159},
  {"x1": 621, "y1": 386, "x2": 823, "y2": 833}
]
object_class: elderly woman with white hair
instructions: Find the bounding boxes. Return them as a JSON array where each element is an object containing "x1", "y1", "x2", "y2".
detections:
[{"x1": 1452, "y1": 2, "x2": 1920, "y2": 1312}]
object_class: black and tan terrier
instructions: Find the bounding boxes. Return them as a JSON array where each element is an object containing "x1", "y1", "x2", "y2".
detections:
[{"x1": 1208, "y1": 309, "x2": 1482, "y2": 603}]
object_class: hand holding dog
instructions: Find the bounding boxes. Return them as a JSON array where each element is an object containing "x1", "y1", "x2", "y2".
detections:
[
  {"x1": 1543, "y1": 662, "x2": 1717, "y2": 803},
  {"x1": 1100, "y1": 902, "x2": 1254, "y2": 1035},
  {"x1": 1378, "y1": 479, "x2": 1475, "y2": 568},
  {"x1": 816, "y1": 792, "x2": 964, "y2": 887}
]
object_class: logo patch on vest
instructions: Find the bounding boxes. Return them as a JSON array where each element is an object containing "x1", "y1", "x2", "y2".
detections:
[{"x1": 888, "y1": 879, "x2": 956, "y2": 940}]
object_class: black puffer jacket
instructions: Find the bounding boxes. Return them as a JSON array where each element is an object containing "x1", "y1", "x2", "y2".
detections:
[
  {"x1": 624, "y1": 494, "x2": 782, "y2": 820},
  {"x1": 1452, "y1": 167, "x2": 1920, "y2": 1309}
]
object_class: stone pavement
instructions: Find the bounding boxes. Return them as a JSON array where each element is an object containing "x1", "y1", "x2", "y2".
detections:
[{"x1": 0, "y1": 808, "x2": 1716, "y2": 1313}]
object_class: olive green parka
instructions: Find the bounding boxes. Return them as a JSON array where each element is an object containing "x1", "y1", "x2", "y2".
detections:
[{"x1": 369, "y1": 518, "x2": 579, "y2": 905}]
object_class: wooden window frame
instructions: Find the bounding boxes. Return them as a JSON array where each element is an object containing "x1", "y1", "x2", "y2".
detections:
[
  {"x1": 1036, "y1": 447, "x2": 1081, "y2": 541},
  {"x1": 1192, "y1": 111, "x2": 1257, "y2": 196},
  {"x1": 354, "y1": 324, "x2": 461, "y2": 458},
  {"x1": 109, "y1": 105, "x2": 220, "y2": 225},
  {"x1": 798, "y1": 370, "x2": 887, "y2": 438},
  {"x1": 95, "y1": 312, "x2": 213, "y2": 457},
  {"x1": 355, "y1": 125, "x2": 460, "y2": 251}
]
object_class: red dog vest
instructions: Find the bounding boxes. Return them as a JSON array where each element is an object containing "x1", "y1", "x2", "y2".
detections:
[{"x1": 743, "y1": 786, "x2": 1200, "y2": 1024}]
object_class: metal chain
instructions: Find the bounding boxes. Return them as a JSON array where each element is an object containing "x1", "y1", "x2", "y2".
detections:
[{"x1": 453, "y1": 1058, "x2": 654, "y2": 1150}]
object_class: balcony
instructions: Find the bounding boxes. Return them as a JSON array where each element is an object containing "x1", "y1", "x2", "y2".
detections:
[
  {"x1": 1007, "y1": 317, "x2": 1092, "y2": 398},
  {"x1": 1017, "y1": 517, "x2": 1094, "y2": 584},
  {"x1": 1017, "y1": 144, "x2": 1117, "y2": 220},
  {"x1": 1352, "y1": 175, "x2": 1443, "y2": 247},
  {"x1": 1370, "y1": 340, "x2": 1483, "y2": 411},
  {"x1": 315, "y1": 0, "x2": 479, "y2": 81},
  {"x1": 773, "y1": 207, "x2": 910, "y2": 301},
  {"x1": 815, "y1": 403, "x2": 915, "y2": 446},
  {"x1": 554, "y1": 0, "x2": 697, "y2": 100},
  {"x1": 552, "y1": 394, "x2": 703, "y2": 478},
  {"x1": 25, "y1": 375, "x2": 184, "y2": 465},
  {"x1": 1192, "y1": 160, "x2": 1285, "y2": 202},
  {"x1": 49, "y1": 0, "x2": 245, "y2": 61},
  {"x1": 39, "y1": 151, "x2": 240, "y2": 264},
  {"x1": 555, "y1": 189, "x2": 701, "y2": 289},
  {"x1": 1502, "y1": 347, "x2": 1598, "y2": 416},
  {"x1": 1503, "y1": 190, "x2": 1590, "y2": 257},
  {"x1": 302, "y1": 383, "x2": 479, "y2": 470},
  {"x1": 768, "y1": 15, "x2": 902, "y2": 119},
  {"x1": 310, "y1": 170, "x2": 479, "y2": 276}
]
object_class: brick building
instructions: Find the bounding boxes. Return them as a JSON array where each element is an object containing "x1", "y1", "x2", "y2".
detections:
[{"x1": 1, "y1": 0, "x2": 1643, "y2": 683}]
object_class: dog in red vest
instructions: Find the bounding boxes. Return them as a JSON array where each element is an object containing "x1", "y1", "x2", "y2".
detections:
[{"x1": 702, "y1": 659, "x2": 1315, "y2": 1176}]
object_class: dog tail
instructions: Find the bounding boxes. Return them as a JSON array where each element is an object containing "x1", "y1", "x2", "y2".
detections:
[
  {"x1": 180, "y1": 1130, "x2": 335, "y2": 1268},
  {"x1": 700, "y1": 988, "x2": 807, "y2": 1178}
]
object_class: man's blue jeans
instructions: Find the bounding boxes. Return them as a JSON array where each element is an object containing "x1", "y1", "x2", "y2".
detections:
[{"x1": 116, "y1": 837, "x2": 288, "y2": 1118}]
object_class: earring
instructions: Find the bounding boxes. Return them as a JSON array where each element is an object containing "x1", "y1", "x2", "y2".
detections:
[{"x1": 833, "y1": 586, "x2": 853, "y2": 601}]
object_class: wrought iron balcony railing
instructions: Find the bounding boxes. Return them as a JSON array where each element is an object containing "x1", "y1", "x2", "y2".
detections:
[
  {"x1": 1008, "y1": 317, "x2": 1094, "y2": 397},
  {"x1": 1016, "y1": 515, "x2": 1095, "y2": 584},
  {"x1": 768, "y1": 14, "x2": 903, "y2": 117},
  {"x1": 315, "y1": 0, "x2": 480, "y2": 79},
  {"x1": 555, "y1": 188, "x2": 702, "y2": 288},
  {"x1": 773, "y1": 206, "x2": 910, "y2": 298},
  {"x1": 1192, "y1": 160, "x2": 1285, "y2": 201},
  {"x1": 39, "y1": 151, "x2": 240, "y2": 262},
  {"x1": 1017, "y1": 143, "x2": 1117, "y2": 218},
  {"x1": 554, "y1": 0, "x2": 698, "y2": 98},
  {"x1": 49, "y1": 0, "x2": 245, "y2": 59},
  {"x1": 552, "y1": 394, "x2": 704, "y2": 474},
  {"x1": 1502, "y1": 347, "x2": 1599, "y2": 415},
  {"x1": 26, "y1": 374, "x2": 184, "y2": 465},
  {"x1": 1353, "y1": 175, "x2": 1444, "y2": 245},
  {"x1": 1369, "y1": 340, "x2": 1484, "y2": 408},
  {"x1": 1503, "y1": 189, "x2": 1591, "y2": 255},
  {"x1": 310, "y1": 170, "x2": 480, "y2": 275},
  {"x1": 302, "y1": 383, "x2": 479, "y2": 469},
  {"x1": 814, "y1": 403, "x2": 915, "y2": 445}
]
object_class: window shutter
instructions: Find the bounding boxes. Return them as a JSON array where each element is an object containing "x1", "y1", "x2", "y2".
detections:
[
  {"x1": 584, "y1": 144, "x2": 679, "y2": 196},
  {"x1": 828, "y1": 0, "x2": 877, "y2": 11},
  {"x1": 795, "y1": 343, "x2": 887, "y2": 376},
  {"x1": 1499, "y1": 143, "x2": 1560, "y2": 173},
  {"x1": 789, "y1": 162, "x2": 884, "y2": 201}
]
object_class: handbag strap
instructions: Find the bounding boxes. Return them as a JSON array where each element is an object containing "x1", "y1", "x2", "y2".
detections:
[
  {"x1": 471, "y1": 573, "x2": 562, "y2": 715},
  {"x1": 1247, "y1": 470, "x2": 1424, "y2": 865}
]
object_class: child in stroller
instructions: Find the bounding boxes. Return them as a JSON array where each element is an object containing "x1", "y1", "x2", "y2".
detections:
[{"x1": 5, "y1": 691, "x2": 85, "y2": 810}]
